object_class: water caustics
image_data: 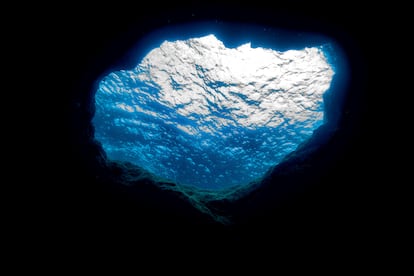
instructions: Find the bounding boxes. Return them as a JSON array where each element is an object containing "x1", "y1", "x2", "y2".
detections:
[{"x1": 93, "y1": 34, "x2": 335, "y2": 190}]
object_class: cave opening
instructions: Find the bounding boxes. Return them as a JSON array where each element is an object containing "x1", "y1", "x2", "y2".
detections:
[{"x1": 92, "y1": 23, "x2": 347, "y2": 194}]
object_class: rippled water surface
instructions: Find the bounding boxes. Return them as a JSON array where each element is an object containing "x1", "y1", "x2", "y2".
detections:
[{"x1": 93, "y1": 34, "x2": 334, "y2": 189}]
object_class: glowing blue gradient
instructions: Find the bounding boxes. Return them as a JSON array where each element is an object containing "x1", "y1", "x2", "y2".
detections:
[{"x1": 93, "y1": 34, "x2": 335, "y2": 190}]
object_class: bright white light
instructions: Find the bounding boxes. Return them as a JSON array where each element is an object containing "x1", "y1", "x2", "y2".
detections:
[{"x1": 138, "y1": 34, "x2": 334, "y2": 134}]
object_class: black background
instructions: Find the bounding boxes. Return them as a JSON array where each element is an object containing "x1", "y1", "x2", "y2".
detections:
[{"x1": 40, "y1": 0, "x2": 386, "y2": 255}]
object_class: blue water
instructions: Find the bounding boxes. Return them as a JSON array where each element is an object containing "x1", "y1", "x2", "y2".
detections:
[{"x1": 93, "y1": 23, "x2": 346, "y2": 190}]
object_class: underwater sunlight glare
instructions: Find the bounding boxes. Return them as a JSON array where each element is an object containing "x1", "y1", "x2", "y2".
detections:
[{"x1": 93, "y1": 34, "x2": 335, "y2": 190}]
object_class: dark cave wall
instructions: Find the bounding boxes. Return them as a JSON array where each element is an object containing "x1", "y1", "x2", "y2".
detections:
[{"x1": 63, "y1": 2, "x2": 373, "y2": 244}]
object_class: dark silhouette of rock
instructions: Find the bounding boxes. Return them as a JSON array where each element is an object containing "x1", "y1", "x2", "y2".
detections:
[{"x1": 60, "y1": 2, "x2": 375, "y2": 248}]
